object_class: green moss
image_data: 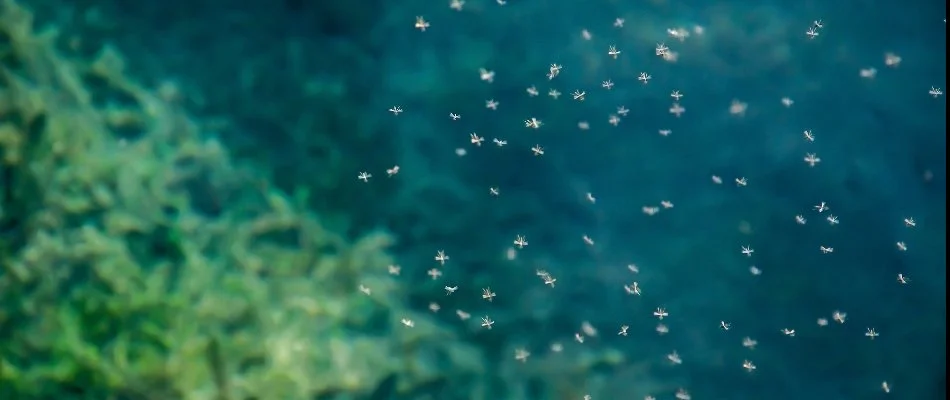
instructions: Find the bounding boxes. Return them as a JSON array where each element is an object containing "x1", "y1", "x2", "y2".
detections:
[{"x1": 0, "y1": 1, "x2": 488, "y2": 398}]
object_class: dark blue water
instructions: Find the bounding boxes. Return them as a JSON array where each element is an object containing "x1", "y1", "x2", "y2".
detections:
[{"x1": 2, "y1": 0, "x2": 945, "y2": 399}]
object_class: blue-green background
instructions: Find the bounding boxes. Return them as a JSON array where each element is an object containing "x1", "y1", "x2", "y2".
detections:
[{"x1": 11, "y1": 0, "x2": 948, "y2": 398}]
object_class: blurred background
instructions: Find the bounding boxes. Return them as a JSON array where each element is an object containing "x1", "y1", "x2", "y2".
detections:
[{"x1": 0, "y1": 0, "x2": 946, "y2": 399}]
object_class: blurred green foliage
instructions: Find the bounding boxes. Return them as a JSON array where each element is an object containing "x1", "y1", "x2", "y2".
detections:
[{"x1": 0, "y1": 1, "x2": 489, "y2": 398}]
